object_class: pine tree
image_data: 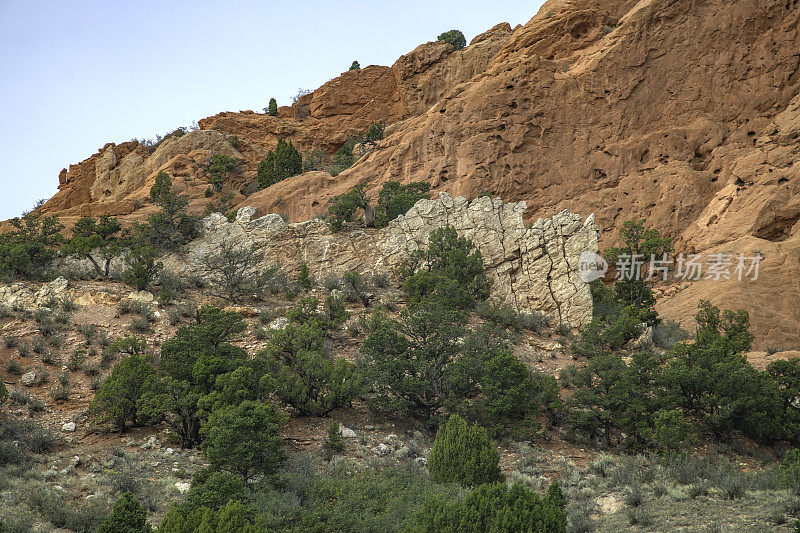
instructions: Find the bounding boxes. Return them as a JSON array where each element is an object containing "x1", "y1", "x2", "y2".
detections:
[
  {"x1": 349, "y1": 60, "x2": 360, "y2": 71},
  {"x1": 428, "y1": 414, "x2": 503, "y2": 486},
  {"x1": 96, "y1": 492, "x2": 152, "y2": 533},
  {"x1": 257, "y1": 139, "x2": 302, "y2": 188},
  {"x1": 267, "y1": 97, "x2": 278, "y2": 116}
]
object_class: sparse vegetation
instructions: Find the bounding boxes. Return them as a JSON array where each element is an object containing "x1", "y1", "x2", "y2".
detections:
[{"x1": 437, "y1": 29, "x2": 467, "y2": 50}]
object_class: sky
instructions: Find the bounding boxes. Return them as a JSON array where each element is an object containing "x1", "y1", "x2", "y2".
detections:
[{"x1": 0, "y1": 0, "x2": 545, "y2": 220}]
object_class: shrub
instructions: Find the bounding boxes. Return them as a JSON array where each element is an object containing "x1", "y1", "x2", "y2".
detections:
[
  {"x1": 0, "y1": 207, "x2": 63, "y2": 281},
  {"x1": 324, "y1": 295, "x2": 348, "y2": 328},
  {"x1": 201, "y1": 400, "x2": 287, "y2": 482},
  {"x1": 96, "y1": 492, "x2": 152, "y2": 533},
  {"x1": 77, "y1": 323, "x2": 97, "y2": 345},
  {"x1": 257, "y1": 139, "x2": 302, "y2": 189},
  {"x1": 342, "y1": 270, "x2": 369, "y2": 305},
  {"x1": 323, "y1": 421, "x2": 346, "y2": 460},
  {"x1": 129, "y1": 316, "x2": 152, "y2": 333},
  {"x1": 202, "y1": 241, "x2": 278, "y2": 303},
  {"x1": 437, "y1": 29, "x2": 466, "y2": 50},
  {"x1": 91, "y1": 354, "x2": 156, "y2": 430},
  {"x1": 654, "y1": 408, "x2": 695, "y2": 451},
  {"x1": 261, "y1": 321, "x2": 364, "y2": 416},
  {"x1": 653, "y1": 319, "x2": 690, "y2": 348},
  {"x1": 204, "y1": 154, "x2": 239, "y2": 191},
  {"x1": 419, "y1": 482, "x2": 567, "y2": 533},
  {"x1": 476, "y1": 301, "x2": 520, "y2": 330},
  {"x1": 327, "y1": 184, "x2": 369, "y2": 231},
  {"x1": 373, "y1": 181, "x2": 429, "y2": 228},
  {"x1": 401, "y1": 226, "x2": 491, "y2": 310},
  {"x1": 297, "y1": 262, "x2": 313, "y2": 291},
  {"x1": 349, "y1": 60, "x2": 360, "y2": 71},
  {"x1": 428, "y1": 414, "x2": 503, "y2": 486},
  {"x1": 67, "y1": 349, "x2": 86, "y2": 371},
  {"x1": 141, "y1": 172, "x2": 200, "y2": 252},
  {"x1": 6, "y1": 359, "x2": 22, "y2": 375},
  {"x1": 266, "y1": 97, "x2": 278, "y2": 116},
  {"x1": 123, "y1": 244, "x2": 163, "y2": 291}
]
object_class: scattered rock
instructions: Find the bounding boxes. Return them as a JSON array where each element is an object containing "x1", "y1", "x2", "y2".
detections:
[
  {"x1": 339, "y1": 425, "x2": 358, "y2": 438},
  {"x1": 373, "y1": 443, "x2": 391, "y2": 456},
  {"x1": 21, "y1": 371, "x2": 37, "y2": 387},
  {"x1": 62, "y1": 422, "x2": 76, "y2": 432},
  {"x1": 269, "y1": 317, "x2": 290, "y2": 330},
  {"x1": 127, "y1": 290, "x2": 154, "y2": 303},
  {"x1": 175, "y1": 482, "x2": 191, "y2": 493}
]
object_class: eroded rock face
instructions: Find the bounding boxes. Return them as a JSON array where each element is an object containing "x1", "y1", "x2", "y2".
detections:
[
  {"x1": 0, "y1": 277, "x2": 70, "y2": 310},
  {"x1": 166, "y1": 196, "x2": 599, "y2": 327}
]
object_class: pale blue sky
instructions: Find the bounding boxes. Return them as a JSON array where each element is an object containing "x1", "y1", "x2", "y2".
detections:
[{"x1": 0, "y1": 0, "x2": 544, "y2": 220}]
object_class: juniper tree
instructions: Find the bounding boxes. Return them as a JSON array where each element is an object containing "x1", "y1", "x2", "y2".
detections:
[{"x1": 428, "y1": 414, "x2": 503, "y2": 486}]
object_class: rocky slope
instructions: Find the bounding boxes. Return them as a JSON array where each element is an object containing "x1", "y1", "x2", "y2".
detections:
[{"x1": 31, "y1": 0, "x2": 800, "y2": 346}]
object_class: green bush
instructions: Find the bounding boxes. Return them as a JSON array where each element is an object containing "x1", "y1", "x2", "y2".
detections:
[
  {"x1": 201, "y1": 400, "x2": 287, "y2": 482},
  {"x1": 0, "y1": 207, "x2": 63, "y2": 281},
  {"x1": 96, "y1": 492, "x2": 152, "y2": 533},
  {"x1": 323, "y1": 421, "x2": 346, "y2": 460},
  {"x1": 204, "y1": 154, "x2": 239, "y2": 191},
  {"x1": 259, "y1": 309, "x2": 364, "y2": 416},
  {"x1": 327, "y1": 184, "x2": 369, "y2": 231},
  {"x1": 365, "y1": 121, "x2": 384, "y2": 142},
  {"x1": 349, "y1": 60, "x2": 360, "y2": 71},
  {"x1": 297, "y1": 262, "x2": 313, "y2": 290},
  {"x1": 122, "y1": 244, "x2": 162, "y2": 291},
  {"x1": 373, "y1": 181, "x2": 429, "y2": 228},
  {"x1": 138, "y1": 306, "x2": 247, "y2": 446},
  {"x1": 91, "y1": 353, "x2": 156, "y2": 430},
  {"x1": 437, "y1": 29, "x2": 467, "y2": 50},
  {"x1": 418, "y1": 482, "x2": 567, "y2": 533},
  {"x1": 428, "y1": 414, "x2": 503, "y2": 486},
  {"x1": 401, "y1": 226, "x2": 491, "y2": 310},
  {"x1": 257, "y1": 139, "x2": 302, "y2": 188},
  {"x1": 653, "y1": 408, "x2": 695, "y2": 451}
]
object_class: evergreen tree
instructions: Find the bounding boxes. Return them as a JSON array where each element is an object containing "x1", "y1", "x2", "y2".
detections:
[
  {"x1": 349, "y1": 60, "x2": 361, "y2": 71},
  {"x1": 373, "y1": 181, "x2": 429, "y2": 228},
  {"x1": 62, "y1": 215, "x2": 124, "y2": 279},
  {"x1": 201, "y1": 400, "x2": 287, "y2": 482},
  {"x1": 122, "y1": 243, "x2": 162, "y2": 291},
  {"x1": 437, "y1": 29, "x2": 467, "y2": 50},
  {"x1": 257, "y1": 139, "x2": 302, "y2": 188},
  {"x1": 138, "y1": 307, "x2": 247, "y2": 446},
  {"x1": 0, "y1": 206, "x2": 63, "y2": 280},
  {"x1": 90, "y1": 353, "x2": 156, "y2": 430},
  {"x1": 143, "y1": 172, "x2": 199, "y2": 252},
  {"x1": 401, "y1": 225, "x2": 491, "y2": 310},
  {"x1": 96, "y1": 492, "x2": 152, "y2": 533},
  {"x1": 327, "y1": 184, "x2": 369, "y2": 231},
  {"x1": 428, "y1": 414, "x2": 503, "y2": 486},
  {"x1": 267, "y1": 97, "x2": 278, "y2": 116},
  {"x1": 419, "y1": 482, "x2": 567, "y2": 533}
]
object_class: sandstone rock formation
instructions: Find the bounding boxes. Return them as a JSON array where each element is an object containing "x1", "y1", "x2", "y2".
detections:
[
  {"x1": 24, "y1": 0, "x2": 800, "y2": 346},
  {"x1": 164, "y1": 195, "x2": 600, "y2": 327}
]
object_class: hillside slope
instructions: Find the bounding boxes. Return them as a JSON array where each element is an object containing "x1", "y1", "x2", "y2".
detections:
[{"x1": 34, "y1": 0, "x2": 800, "y2": 347}]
